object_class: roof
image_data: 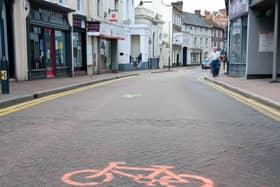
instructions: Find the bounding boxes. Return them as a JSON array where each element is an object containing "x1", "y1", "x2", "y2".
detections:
[
  {"x1": 182, "y1": 12, "x2": 212, "y2": 28},
  {"x1": 205, "y1": 20, "x2": 225, "y2": 30}
]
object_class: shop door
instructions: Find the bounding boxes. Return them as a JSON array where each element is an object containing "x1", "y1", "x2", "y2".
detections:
[
  {"x1": 183, "y1": 47, "x2": 187, "y2": 66},
  {"x1": 45, "y1": 28, "x2": 55, "y2": 78}
]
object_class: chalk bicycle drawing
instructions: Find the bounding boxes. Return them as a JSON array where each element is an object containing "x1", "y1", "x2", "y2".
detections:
[{"x1": 62, "y1": 162, "x2": 214, "y2": 187}]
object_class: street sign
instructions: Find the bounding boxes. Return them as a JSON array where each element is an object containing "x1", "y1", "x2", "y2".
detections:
[{"x1": 0, "y1": 70, "x2": 7, "y2": 80}]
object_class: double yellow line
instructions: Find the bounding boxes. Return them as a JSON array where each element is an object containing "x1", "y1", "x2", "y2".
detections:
[
  {"x1": 0, "y1": 76, "x2": 136, "y2": 117},
  {"x1": 200, "y1": 77, "x2": 280, "y2": 122}
]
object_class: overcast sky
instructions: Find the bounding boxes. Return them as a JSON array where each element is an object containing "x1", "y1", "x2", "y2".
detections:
[{"x1": 134, "y1": 0, "x2": 226, "y2": 13}]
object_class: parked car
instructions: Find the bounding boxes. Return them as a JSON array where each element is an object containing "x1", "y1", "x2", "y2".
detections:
[{"x1": 201, "y1": 59, "x2": 211, "y2": 70}]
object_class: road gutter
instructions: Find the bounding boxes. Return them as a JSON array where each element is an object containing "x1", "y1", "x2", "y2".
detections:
[
  {"x1": 202, "y1": 76, "x2": 280, "y2": 122},
  {"x1": 0, "y1": 74, "x2": 139, "y2": 109}
]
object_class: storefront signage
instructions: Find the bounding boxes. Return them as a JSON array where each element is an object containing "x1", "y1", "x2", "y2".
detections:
[
  {"x1": 109, "y1": 11, "x2": 118, "y2": 22},
  {"x1": 229, "y1": 0, "x2": 248, "y2": 20},
  {"x1": 73, "y1": 18, "x2": 86, "y2": 29},
  {"x1": 173, "y1": 33, "x2": 183, "y2": 45},
  {"x1": 88, "y1": 22, "x2": 124, "y2": 40},
  {"x1": 87, "y1": 22, "x2": 100, "y2": 33},
  {"x1": 30, "y1": 7, "x2": 68, "y2": 25},
  {"x1": 259, "y1": 32, "x2": 273, "y2": 52}
]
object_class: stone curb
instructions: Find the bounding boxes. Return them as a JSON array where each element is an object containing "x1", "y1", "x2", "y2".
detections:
[
  {"x1": 204, "y1": 77, "x2": 280, "y2": 111},
  {"x1": 0, "y1": 74, "x2": 139, "y2": 109}
]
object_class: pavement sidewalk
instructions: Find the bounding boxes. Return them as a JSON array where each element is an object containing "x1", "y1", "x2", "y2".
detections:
[
  {"x1": 0, "y1": 70, "x2": 157, "y2": 108},
  {"x1": 204, "y1": 73, "x2": 280, "y2": 110}
]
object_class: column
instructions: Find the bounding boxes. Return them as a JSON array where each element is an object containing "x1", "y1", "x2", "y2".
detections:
[{"x1": 140, "y1": 34, "x2": 148, "y2": 63}]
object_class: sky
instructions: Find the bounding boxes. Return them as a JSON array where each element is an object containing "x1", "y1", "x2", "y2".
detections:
[{"x1": 134, "y1": 0, "x2": 226, "y2": 13}]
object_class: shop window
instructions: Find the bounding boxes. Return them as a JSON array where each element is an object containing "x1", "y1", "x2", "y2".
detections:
[
  {"x1": 0, "y1": 26, "x2": 2, "y2": 58},
  {"x1": 230, "y1": 18, "x2": 242, "y2": 64},
  {"x1": 191, "y1": 53, "x2": 199, "y2": 64},
  {"x1": 55, "y1": 30, "x2": 66, "y2": 67},
  {"x1": 30, "y1": 26, "x2": 45, "y2": 70},
  {"x1": 100, "y1": 39, "x2": 112, "y2": 71},
  {"x1": 73, "y1": 32, "x2": 83, "y2": 68}
]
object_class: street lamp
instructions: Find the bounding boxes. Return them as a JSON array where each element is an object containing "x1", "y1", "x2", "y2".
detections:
[{"x1": 0, "y1": 0, "x2": 10, "y2": 94}]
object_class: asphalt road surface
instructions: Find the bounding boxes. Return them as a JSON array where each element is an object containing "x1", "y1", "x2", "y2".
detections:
[{"x1": 0, "y1": 68, "x2": 279, "y2": 187}]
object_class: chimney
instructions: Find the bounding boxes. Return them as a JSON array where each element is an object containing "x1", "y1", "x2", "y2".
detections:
[
  {"x1": 194, "y1": 10, "x2": 201, "y2": 17},
  {"x1": 204, "y1": 10, "x2": 211, "y2": 20},
  {"x1": 171, "y1": 1, "x2": 183, "y2": 11}
]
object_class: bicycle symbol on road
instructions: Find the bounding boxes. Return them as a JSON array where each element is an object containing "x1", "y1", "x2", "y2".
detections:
[{"x1": 61, "y1": 162, "x2": 214, "y2": 187}]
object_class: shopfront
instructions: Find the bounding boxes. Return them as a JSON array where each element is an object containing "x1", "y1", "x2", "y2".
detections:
[
  {"x1": 27, "y1": 0, "x2": 73, "y2": 80},
  {"x1": 229, "y1": 17, "x2": 248, "y2": 77},
  {"x1": 191, "y1": 50, "x2": 202, "y2": 64},
  {"x1": 228, "y1": 0, "x2": 248, "y2": 77},
  {"x1": 73, "y1": 15, "x2": 87, "y2": 75},
  {"x1": 88, "y1": 22, "x2": 124, "y2": 74}
]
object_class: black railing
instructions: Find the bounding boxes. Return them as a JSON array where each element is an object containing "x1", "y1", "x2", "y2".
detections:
[{"x1": 148, "y1": 58, "x2": 160, "y2": 69}]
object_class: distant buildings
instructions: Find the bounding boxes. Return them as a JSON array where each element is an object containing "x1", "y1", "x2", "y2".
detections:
[{"x1": 182, "y1": 12, "x2": 212, "y2": 65}]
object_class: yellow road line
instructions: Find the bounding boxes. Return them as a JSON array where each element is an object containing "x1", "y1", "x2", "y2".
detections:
[
  {"x1": 0, "y1": 76, "x2": 137, "y2": 117},
  {"x1": 200, "y1": 77, "x2": 280, "y2": 122}
]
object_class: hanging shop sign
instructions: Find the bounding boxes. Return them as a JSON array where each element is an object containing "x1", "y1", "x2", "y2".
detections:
[
  {"x1": 109, "y1": 11, "x2": 118, "y2": 22},
  {"x1": 73, "y1": 17, "x2": 86, "y2": 29}
]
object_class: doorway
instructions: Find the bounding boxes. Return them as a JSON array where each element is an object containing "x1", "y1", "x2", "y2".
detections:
[
  {"x1": 183, "y1": 47, "x2": 187, "y2": 66},
  {"x1": 44, "y1": 28, "x2": 55, "y2": 78}
]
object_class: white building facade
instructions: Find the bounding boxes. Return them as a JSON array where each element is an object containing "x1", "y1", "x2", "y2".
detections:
[{"x1": 182, "y1": 12, "x2": 212, "y2": 65}]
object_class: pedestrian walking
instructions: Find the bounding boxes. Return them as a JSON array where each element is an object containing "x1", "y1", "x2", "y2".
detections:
[{"x1": 209, "y1": 47, "x2": 221, "y2": 77}]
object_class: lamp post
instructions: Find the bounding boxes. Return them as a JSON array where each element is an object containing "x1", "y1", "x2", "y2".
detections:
[
  {"x1": 0, "y1": 0, "x2": 10, "y2": 94},
  {"x1": 161, "y1": 0, "x2": 172, "y2": 70}
]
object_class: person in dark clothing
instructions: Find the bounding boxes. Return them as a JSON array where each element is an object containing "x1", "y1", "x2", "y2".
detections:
[{"x1": 209, "y1": 48, "x2": 221, "y2": 77}]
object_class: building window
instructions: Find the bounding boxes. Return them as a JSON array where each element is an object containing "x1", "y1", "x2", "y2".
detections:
[
  {"x1": 77, "y1": 0, "x2": 82, "y2": 11},
  {"x1": 206, "y1": 38, "x2": 208, "y2": 46},
  {"x1": 55, "y1": 30, "x2": 66, "y2": 67},
  {"x1": 59, "y1": 0, "x2": 64, "y2": 4},
  {"x1": 97, "y1": 0, "x2": 101, "y2": 16},
  {"x1": 194, "y1": 37, "x2": 197, "y2": 46},
  {"x1": 191, "y1": 53, "x2": 200, "y2": 64},
  {"x1": 114, "y1": 0, "x2": 119, "y2": 10},
  {"x1": 200, "y1": 38, "x2": 202, "y2": 46}
]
